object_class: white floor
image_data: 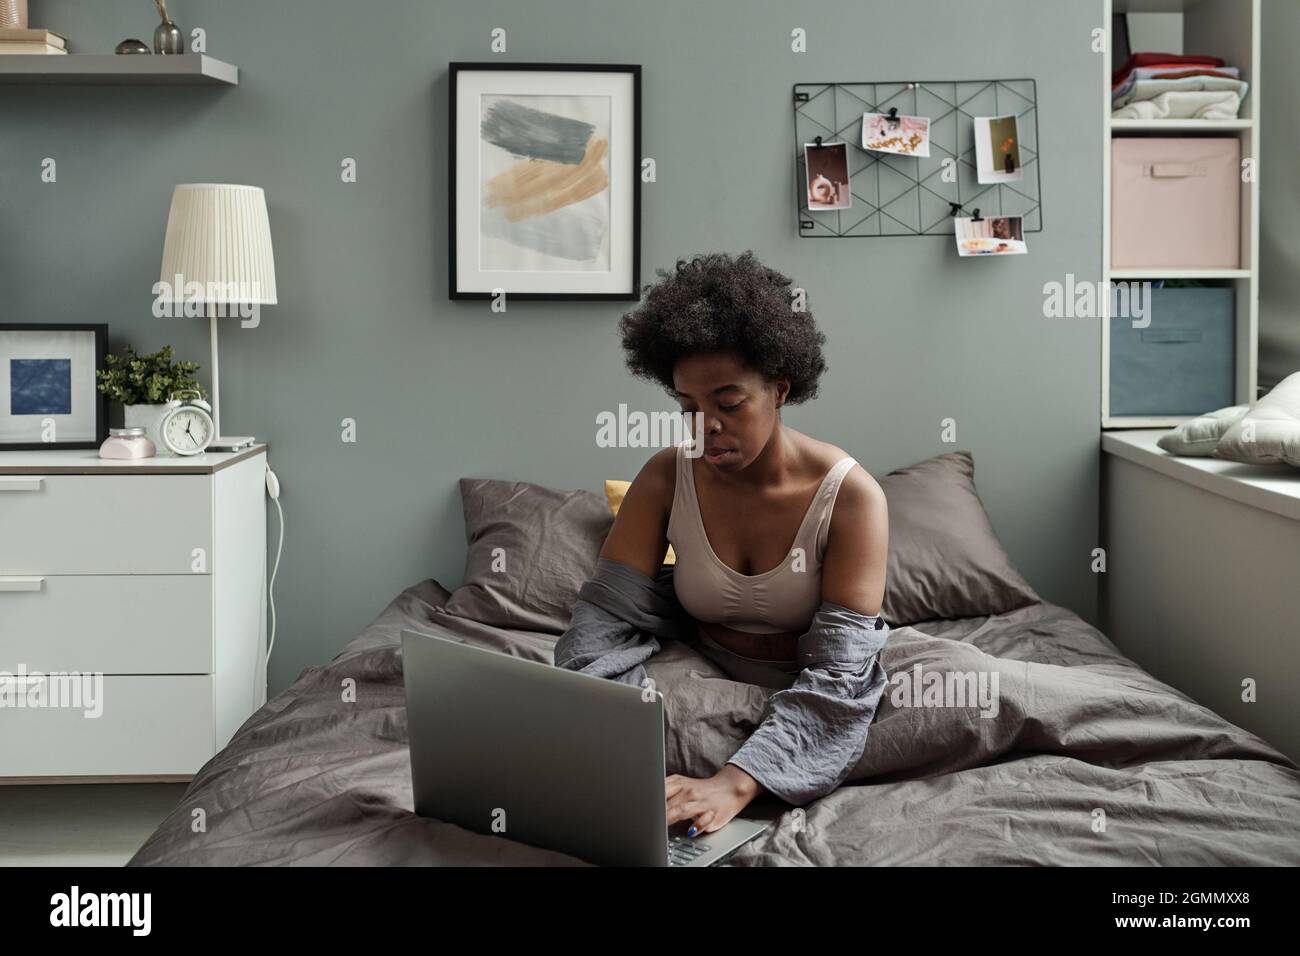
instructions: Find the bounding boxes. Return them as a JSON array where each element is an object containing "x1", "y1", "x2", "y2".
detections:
[{"x1": 0, "y1": 783, "x2": 187, "y2": 866}]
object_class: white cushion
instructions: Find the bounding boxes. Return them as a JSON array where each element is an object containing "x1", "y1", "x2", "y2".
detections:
[
  {"x1": 1215, "y1": 371, "x2": 1300, "y2": 469},
  {"x1": 1156, "y1": 404, "x2": 1249, "y2": 456}
]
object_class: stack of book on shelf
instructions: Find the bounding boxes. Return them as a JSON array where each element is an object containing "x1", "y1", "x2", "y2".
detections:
[{"x1": 0, "y1": 27, "x2": 68, "y2": 55}]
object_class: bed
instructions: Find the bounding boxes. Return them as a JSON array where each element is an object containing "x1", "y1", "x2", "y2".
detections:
[{"x1": 128, "y1": 453, "x2": 1300, "y2": 866}]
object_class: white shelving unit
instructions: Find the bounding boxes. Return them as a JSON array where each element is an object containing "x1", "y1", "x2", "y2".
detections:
[{"x1": 1101, "y1": 0, "x2": 1260, "y2": 429}]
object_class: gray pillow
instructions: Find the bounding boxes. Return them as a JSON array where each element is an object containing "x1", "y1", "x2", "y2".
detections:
[
  {"x1": 1156, "y1": 404, "x2": 1250, "y2": 456},
  {"x1": 444, "y1": 478, "x2": 613, "y2": 634},
  {"x1": 1215, "y1": 371, "x2": 1300, "y2": 469},
  {"x1": 877, "y1": 450, "x2": 1040, "y2": 625}
]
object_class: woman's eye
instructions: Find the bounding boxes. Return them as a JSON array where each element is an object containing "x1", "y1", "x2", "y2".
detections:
[{"x1": 720, "y1": 402, "x2": 743, "y2": 412}]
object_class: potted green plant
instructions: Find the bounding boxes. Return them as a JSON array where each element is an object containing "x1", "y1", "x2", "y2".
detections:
[{"x1": 96, "y1": 345, "x2": 206, "y2": 449}]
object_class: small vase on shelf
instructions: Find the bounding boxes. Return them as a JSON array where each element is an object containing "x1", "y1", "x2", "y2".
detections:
[{"x1": 152, "y1": 0, "x2": 183, "y2": 54}]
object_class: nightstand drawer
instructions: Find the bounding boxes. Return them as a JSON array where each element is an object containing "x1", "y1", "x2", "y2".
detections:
[
  {"x1": 0, "y1": 675, "x2": 214, "y2": 776},
  {"x1": 0, "y1": 474, "x2": 213, "y2": 574},
  {"x1": 0, "y1": 575, "x2": 213, "y2": 673}
]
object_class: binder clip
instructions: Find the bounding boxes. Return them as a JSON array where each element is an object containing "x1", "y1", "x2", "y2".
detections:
[{"x1": 886, "y1": 107, "x2": 900, "y2": 127}]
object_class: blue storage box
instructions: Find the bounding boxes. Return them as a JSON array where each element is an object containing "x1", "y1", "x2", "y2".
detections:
[{"x1": 1109, "y1": 286, "x2": 1235, "y2": 417}]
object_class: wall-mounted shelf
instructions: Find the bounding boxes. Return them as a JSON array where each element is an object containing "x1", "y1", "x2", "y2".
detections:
[
  {"x1": 1101, "y1": 0, "x2": 1260, "y2": 430},
  {"x1": 0, "y1": 54, "x2": 237, "y2": 86}
]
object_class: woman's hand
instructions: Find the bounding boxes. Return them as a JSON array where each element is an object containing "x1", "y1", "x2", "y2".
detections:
[{"x1": 666, "y1": 765, "x2": 762, "y2": 837}]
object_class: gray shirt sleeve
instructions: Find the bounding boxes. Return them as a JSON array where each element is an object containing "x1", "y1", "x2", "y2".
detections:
[
  {"x1": 553, "y1": 557, "x2": 685, "y2": 689},
  {"x1": 725, "y1": 602, "x2": 891, "y2": 806}
]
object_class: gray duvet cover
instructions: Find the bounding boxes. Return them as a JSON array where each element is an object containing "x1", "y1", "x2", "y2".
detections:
[{"x1": 128, "y1": 580, "x2": 1300, "y2": 866}]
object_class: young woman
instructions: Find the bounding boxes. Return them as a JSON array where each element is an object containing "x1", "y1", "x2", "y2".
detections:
[{"x1": 556, "y1": 250, "x2": 890, "y2": 839}]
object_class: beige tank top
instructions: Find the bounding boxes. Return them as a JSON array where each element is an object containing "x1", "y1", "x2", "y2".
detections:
[{"x1": 666, "y1": 442, "x2": 858, "y2": 635}]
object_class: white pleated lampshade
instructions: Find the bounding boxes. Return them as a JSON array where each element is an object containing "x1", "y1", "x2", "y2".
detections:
[{"x1": 159, "y1": 183, "x2": 277, "y2": 305}]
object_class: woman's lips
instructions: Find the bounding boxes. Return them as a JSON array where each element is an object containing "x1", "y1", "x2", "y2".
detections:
[{"x1": 704, "y1": 447, "x2": 736, "y2": 463}]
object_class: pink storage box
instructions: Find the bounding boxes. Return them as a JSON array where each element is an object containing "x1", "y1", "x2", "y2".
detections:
[{"x1": 1111, "y1": 137, "x2": 1240, "y2": 269}]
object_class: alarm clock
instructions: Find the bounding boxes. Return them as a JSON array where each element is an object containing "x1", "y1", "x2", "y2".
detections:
[{"x1": 159, "y1": 389, "x2": 215, "y2": 456}]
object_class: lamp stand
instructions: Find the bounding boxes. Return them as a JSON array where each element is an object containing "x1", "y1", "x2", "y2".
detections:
[{"x1": 206, "y1": 302, "x2": 256, "y2": 452}]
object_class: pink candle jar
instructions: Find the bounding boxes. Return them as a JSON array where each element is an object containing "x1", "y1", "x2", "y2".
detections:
[{"x1": 99, "y1": 427, "x2": 156, "y2": 460}]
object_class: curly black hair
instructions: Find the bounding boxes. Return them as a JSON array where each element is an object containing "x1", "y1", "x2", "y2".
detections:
[{"x1": 617, "y1": 251, "x2": 828, "y2": 405}]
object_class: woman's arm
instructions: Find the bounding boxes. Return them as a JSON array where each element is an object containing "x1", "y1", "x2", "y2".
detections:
[
  {"x1": 552, "y1": 449, "x2": 680, "y2": 687},
  {"x1": 597, "y1": 446, "x2": 676, "y2": 577},
  {"x1": 818, "y1": 465, "x2": 889, "y2": 615},
  {"x1": 723, "y1": 466, "x2": 892, "y2": 805}
]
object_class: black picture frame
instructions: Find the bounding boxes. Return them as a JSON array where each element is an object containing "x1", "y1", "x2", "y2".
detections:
[
  {"x1": 0, "y1": 323, "x2": 108, "y2": 451},
  {"x1": 449, "y1": 62, "x2": 642, "y2": 301}
]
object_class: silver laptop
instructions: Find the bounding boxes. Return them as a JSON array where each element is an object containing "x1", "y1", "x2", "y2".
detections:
[{"x1": 401, "y1": 628, "x2": 767, "y2": 866}]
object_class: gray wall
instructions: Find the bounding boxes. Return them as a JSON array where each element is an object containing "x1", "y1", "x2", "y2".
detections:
[
  {"x1": 4, "y1": 0, "x2": 1102, "y2": 694},
  {"x1": 1260, "y1": 0, "x2": 1300, "y2": 390}
]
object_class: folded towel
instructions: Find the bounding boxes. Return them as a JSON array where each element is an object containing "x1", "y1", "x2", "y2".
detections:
[
  {"x1": 1112, "y1": 74, "x2": 1248, "y2": 108},
  {"x1": 1112, "y1": 89, "x2": 1244, "y2": 121},
  {"x1": 1147, "y1": 67, "x2": 1239, "y2": 81},
  {"x1": 1113, "y1": 51, "x2": 1225, "y2": 85},
  {"x1": 1112, "y1": 66, "x2": 1239, "y2": 89}
]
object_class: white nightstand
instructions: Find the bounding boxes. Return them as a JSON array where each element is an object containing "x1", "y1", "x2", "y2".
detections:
[{"x1": 0, "y1": 445, "x2": 269, "y2": 781}]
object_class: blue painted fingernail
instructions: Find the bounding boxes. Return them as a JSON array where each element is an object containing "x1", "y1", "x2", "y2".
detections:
[{"x1": 687, "y1": 825, "x2": 698, "y2": 837}]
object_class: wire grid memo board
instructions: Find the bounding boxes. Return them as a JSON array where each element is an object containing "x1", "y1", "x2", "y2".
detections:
[{"x1": 793, "y1": 79, "x2": 1042, "y2": 237}]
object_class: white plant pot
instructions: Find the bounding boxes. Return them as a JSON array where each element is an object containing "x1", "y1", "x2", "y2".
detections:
[{"x1": 123, "y1": 403, "x2": 171, "y2": 452}]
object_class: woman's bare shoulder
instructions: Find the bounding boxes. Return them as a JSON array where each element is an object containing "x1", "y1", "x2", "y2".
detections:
[
  {"x1": 837, "y1": 462, "x2": 885, "y2": 509},
  {"x1": 622, "y1": 445, "x2": 678, "y2": 511},
  {"x1": 791, "y1": 431, "x2": 883, "y2": 507},
  {"x1": 791, "y1": 429, "x2": 860, "y2": 476},
  {"x1": 641, "y1": 444, "x2": 678, "y2": 485}
]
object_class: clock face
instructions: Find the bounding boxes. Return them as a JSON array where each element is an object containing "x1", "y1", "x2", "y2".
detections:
[{"x1": 163, "y1": 407, "x2": 214, "y2": 455}]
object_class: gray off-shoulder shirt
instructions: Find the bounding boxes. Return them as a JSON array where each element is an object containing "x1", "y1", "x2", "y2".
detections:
[{"x1": 553, "y1": 557, "x2": 890, "y2": 805}]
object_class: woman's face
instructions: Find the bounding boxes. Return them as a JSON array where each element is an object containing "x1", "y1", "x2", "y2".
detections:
[{"x1": 672, "y1": 352, "x2": 788, "y2": 473}]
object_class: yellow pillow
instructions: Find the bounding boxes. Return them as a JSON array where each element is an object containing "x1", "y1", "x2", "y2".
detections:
[{"x1": 604, "y1": 479, "x2": 676, "y2": 564}]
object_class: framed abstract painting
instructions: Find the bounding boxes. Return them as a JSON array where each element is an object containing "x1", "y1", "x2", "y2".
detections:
[
  {"x1": 0, "y1": 323, "x2": 108, "y2": 450},
  {"x1": 449, "y1": 62, "x2": 641, "y2": 300}
]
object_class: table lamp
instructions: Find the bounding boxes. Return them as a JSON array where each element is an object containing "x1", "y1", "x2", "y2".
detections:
[{"x1": 158, "y1": 183, "x2": 277, "y2": 451}]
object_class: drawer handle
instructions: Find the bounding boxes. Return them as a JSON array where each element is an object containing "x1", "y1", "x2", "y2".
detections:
[
  {"x1": 0, "y1": 576, "x2": 45, "y2": 592},
  {"x1": 1147, "y1": 162, "x2": 1205, "y2": 178},
  {"x1": 0, "y1": 477, "x2": 43, "y2": 492},
  {"x1": 1141, "y1": 329, "x2": 1203, "y2": 344}
]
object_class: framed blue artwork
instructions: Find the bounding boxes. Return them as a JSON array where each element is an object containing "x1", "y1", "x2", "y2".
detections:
[{"x1": 0, "y1": 324, "x2": 107, "y2": 450}]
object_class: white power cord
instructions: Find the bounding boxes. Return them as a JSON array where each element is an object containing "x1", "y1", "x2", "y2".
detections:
[
  {"x1": 267, "y1": 500, "x2": 284, "y2": 659},
  {"x1": 261, "y1": 464, "x2": 284, "y2": 704}
]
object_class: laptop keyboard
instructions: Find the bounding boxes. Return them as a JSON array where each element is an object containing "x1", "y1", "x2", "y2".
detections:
[{"x1": 668, "y1": 833, "x2": 712, "y2": 866}]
